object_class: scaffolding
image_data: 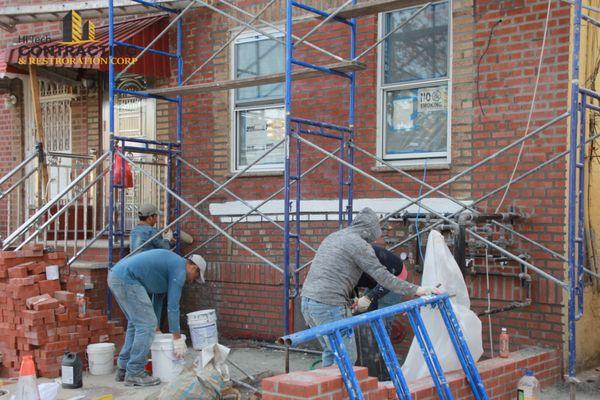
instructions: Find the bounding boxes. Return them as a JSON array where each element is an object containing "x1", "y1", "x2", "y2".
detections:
[{"x1": 0, "y1": 0, "x2": 582, "y2": 397}]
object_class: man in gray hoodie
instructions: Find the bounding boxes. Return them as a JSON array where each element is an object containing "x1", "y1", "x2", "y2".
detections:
[{"x1": 301, "y1": 207, "x2": 439, "y2": 367}]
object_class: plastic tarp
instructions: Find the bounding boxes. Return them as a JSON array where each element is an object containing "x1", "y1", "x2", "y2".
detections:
[{"x1": 401, "y1": 230, "x2": 483, "y2": 381}]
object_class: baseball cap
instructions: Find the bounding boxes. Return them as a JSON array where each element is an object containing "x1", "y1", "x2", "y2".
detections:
[
  {"x1": 138, "y1": 204, "x2": 160, "y2": 217},
  {"x1": 189, "y1": 254, "x2": 207, "y2": 283}
]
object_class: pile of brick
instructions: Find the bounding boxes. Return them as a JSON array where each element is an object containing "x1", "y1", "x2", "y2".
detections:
[{"x1": 0, "y1": 245, "x2": 124, "y2": 378}]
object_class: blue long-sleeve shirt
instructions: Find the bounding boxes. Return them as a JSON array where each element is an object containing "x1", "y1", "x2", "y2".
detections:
[
  {"x1": 130, "y1": 223, "x2": 172, "y2": 253},
  {"x1": 111, "y1": 249, "x2": 187, "y2": 333}
]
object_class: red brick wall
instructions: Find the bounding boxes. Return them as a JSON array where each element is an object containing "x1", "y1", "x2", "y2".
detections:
[
  {"x1": 163, "y1": 0, "x2": 572, "y2": 361},
  {"x1": 262, "y1": 348, "x2": 560, "y2": 400},
  {"x1": 0, "y1": 0, "x2": 574, "y2": 368}
]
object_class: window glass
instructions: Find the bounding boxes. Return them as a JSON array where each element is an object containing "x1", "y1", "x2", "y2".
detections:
[
  {"x1": 383, "y1": 2, "x2": 449, "y2": 84},
  {"x1": 384, "y1": 84, "x2": 448, "y2": 156},
  {"x1": 235, "y1": 38, "x2": 284, "y2": 103},
  {"x1": 237, "y1": 107, "x2": 285, "y2": 167}
]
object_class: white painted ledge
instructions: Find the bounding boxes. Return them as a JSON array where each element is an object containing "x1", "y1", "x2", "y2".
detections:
[{"x1": 209, "y1": 198, "x2": 473, "y2": 223}]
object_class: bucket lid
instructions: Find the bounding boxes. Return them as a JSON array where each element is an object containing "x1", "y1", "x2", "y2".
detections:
[
  {"x1": 153, "y1": 333, "x2": 186, "y2": 342},
  {"x1": 187, "y1": 309, "x2": 215, "y2": 317},
  {"x1": 88, "y1": 343, "x2": 115, "y2": 350}
]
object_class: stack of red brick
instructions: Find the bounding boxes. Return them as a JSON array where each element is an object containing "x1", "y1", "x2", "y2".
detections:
[{"x1": 0, "y1": 245, "x2": 124, "y2": 378}]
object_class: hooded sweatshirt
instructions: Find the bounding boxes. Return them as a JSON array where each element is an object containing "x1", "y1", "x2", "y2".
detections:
[{"x1": 301, "y1": 207, "x2": 419, "y2": 306}]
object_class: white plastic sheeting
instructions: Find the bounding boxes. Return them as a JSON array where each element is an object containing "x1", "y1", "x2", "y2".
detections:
[{"x1": 401, "y1": 230, "x2": 483, "y2": 381}]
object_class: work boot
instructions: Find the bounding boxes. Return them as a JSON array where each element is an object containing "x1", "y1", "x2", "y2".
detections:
[
  {"x1": 115, "y1": 367, "x2": 126, "y2": 382},
  {"x1": 124, "y1": 371, "x2": 161, "y2": 387}
]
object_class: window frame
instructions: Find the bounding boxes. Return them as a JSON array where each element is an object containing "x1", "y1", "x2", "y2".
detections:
[
  {"x1": 230, "y1": 28, "x2": 285, "y2": 173},
  {"x1": 376, "y1": 0, "x2": 453, "y2": 167}
]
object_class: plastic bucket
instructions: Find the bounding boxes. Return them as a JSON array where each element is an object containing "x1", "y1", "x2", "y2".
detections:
[
  {"x1": 87, "y1": 343, "x2": 115, "y2": 375},
  {"x1": 187, "y1": 310, "x2": 218, "y2": 350},
  {"x1": 150, "y1": 334, "x2": 186, "y2": 382}
]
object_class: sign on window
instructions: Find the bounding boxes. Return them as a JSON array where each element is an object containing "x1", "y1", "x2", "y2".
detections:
[{"x1": 417, "y1": 87, "x2": 447, "y2": 112}]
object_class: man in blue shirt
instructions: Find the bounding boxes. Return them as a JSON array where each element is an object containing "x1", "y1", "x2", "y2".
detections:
[
  {"x1": 108, "y1": 249, "x2": 207, "y2": 386},
  {"x1": 130, "y1": 203, "x2": 174, "y2": 253},
  {"x1": 130, "y1": 203, "x2": 176, "y2": 330}
]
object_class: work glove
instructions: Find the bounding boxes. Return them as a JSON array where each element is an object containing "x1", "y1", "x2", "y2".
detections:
[
  {"x1": 173, "y1": 337, "x2": 187, "y2": 359},
  {"x1": 163, "y1": 229, "x2": 174, "y2": 242},
  {"x1": 352, "y1": 296, "x2": 372, "y2": 314},
  {"x1": 415, "y1": 286, "x2": 443, "y2": 296}
]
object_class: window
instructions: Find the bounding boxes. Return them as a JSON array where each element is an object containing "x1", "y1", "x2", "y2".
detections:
[
  {"x1": 232, "y1": 31, "x2": 285, "y2": 171},
  {"x1": 378, "y1": 1, "x2": 451, "y2": 164}
]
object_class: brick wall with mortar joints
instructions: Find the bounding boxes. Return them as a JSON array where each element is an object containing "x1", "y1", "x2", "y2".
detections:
[
  {"x1": 0, "y1": 0, "x2": 572, "y2": 363},
  {"x1": 155, "y1": 1, "x2": 574, "y2": 362}
]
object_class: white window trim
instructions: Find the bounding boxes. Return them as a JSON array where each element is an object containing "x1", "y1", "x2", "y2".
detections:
[
  {"x1": 375, "y1": 0, "x2": 453, "y2": 168},
  {"x1": 229, "y1": 27, "x2": 285, "y2": 173}
]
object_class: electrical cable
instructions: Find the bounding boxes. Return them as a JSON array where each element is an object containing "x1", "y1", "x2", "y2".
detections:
[
  {"x1": 495, "y1": 0, "x2": 553, "y2": 213},
  {"x1": 415, "y1": 159, "x2": 428, "y2": 264},
  {"x1": 476, "y1": 19, "x2": 503, "y2": 118}
]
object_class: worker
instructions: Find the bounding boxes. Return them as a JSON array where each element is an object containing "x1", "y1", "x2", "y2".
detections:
[
  {"x1": 353, "y1": 245, "x2": 409, "y2": 313},
  {"x1": 109, "y1": 249, "x2": 207, "y2": 386},
  {"x1": 130, "y1": 203, "x2": 176, "y2": 330},
  {"x1": 301, "y1": 207, "x2": 441, "y2": 367},
  {"x1": 130, "y1": 203, "x2": 174, "y2": 253}
]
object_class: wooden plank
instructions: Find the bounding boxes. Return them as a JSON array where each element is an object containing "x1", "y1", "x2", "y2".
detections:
[
  {"x1": 28, "y1": 65, "x2": 49, "y2": 208},
  {"x1": 146, "y1": 61, "x2": 366, "y2": 97},
  {"x1": 335, "y1": 0, "x2": 427, "y2": 20}
]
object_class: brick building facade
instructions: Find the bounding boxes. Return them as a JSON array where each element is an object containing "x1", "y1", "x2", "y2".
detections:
[{"x1": 1, "y1": 0, "x2": 598, "y2": 373}]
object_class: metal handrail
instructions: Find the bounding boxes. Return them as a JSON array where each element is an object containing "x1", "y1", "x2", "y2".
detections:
[
  {"x1": 15, "y1": 169, "x2": 107, "y2": 250},
  {"x1": 2, "y1": 151, "x2": 109, "y2": 249},
  {"x1": 0, "y1": 151, "x2": 38, "y2": 187}
]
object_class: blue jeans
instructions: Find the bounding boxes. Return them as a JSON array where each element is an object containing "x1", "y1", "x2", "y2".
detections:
[
  {"x1": 108, "y1": 273, "x2": 157, "y2": 376},
  {"x1": 301, "y1": 297, "x2": 357, "y2": 368}
]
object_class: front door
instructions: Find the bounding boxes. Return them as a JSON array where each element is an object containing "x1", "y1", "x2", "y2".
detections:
[
  {"x1": 104, "y1": 77, "x2": 164, "y2": 232},
  {"x1": 23, "y1": 80, "x2": 77, "y2": 211}
]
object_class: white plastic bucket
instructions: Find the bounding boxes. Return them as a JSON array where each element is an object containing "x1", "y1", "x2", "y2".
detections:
[
  {"x1": 87, "y1": 343, "x2": 115, "y2": 375},
  {"x1": 150, "y1": 334, "x2": 186, "y2": 382},
  {"x1": 187, "y1": 310, "x2": 218, "y2": 350},
  {"x1": 46, "y1": 265, "x2": 59, "y2": 280}
]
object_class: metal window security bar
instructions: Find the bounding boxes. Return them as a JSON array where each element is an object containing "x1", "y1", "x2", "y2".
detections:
[
  {"x1": 279, "y1": 293, "x2": 489, "y2": 400},
  {"x1": 99, "y1": 1, "x2": 594, "y2": 396}
]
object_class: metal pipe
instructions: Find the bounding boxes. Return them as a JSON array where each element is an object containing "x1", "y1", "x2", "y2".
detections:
[
  {"x1": 2, "y1": 152, "x2": 110, "y2": 249},
  {"x1": 112, "y1": 136, "x2": 180, "y2": 147},
  {"x1": 283, "y1": 0, "x2": 294, "y2": 336},
  {"x1": 295, "y1": 133, "x2": 568, "y2": 289},
  {"x1": 354, "y1": 2, "x2": 431, "y2": 61},
  {"x1": 257, "y1": 342, "x2": 323, "y2": 355},
  {"x1": 0, "y1": 151, "x2": 37, "y2": 187},
  {"x1": 178, "y1": 156, "x2": 317, "y2": 253},
  {"x1": 567, "y1": 1, "x2": 583, "y2": 393},
  {"x1": 125, "y1": 138, "x2": 285, "y2": 260},
  {"x1": 387, "y1": 129, "x2": 600, "y2": 255},
  {"x1": 184, "y1": 148, "x2": 340, "y2": 256},
  {"x1": 108, "y1": 0, "x2": 116, "y2": 319},
  {"x1": 0, "y1": 168, "x2": 36, "y2": 201},
  {"x1": 68, "y1": 225, "x2": 108, "y2": 266},
  {"x1": 214, "y1": 0, "x2": 345, "y2": 63},
  {"x1": 294, "y1": 0, "x2": 354, "y2": 49},
  {"x1": 378, "y1": 112, "x2": 569, "y2": 224},
  {"x1": 182, "y1": 0, "x2": 278, "y2": 85},
  {"x1": 46, "y1": 151, "x2": 95, "y2": 160},
  {"x1": 290, "y1": 117, "x2": 351, "y2": 133},
  {"x1": 117, "y1": 150, "x2": 283, "y2": 272},
  {"x1": 116, "y1": 0, "x2": 196, "y2": 79},
  {"x1": 279, "y1": 294, "x2": 448, "y2": 346},
  {"x1": 291, "y1": 1, "x2": 352, "y2": 25},
  {"x1": 15, "y1": 171, "x2": 107, "y2": 250}
]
